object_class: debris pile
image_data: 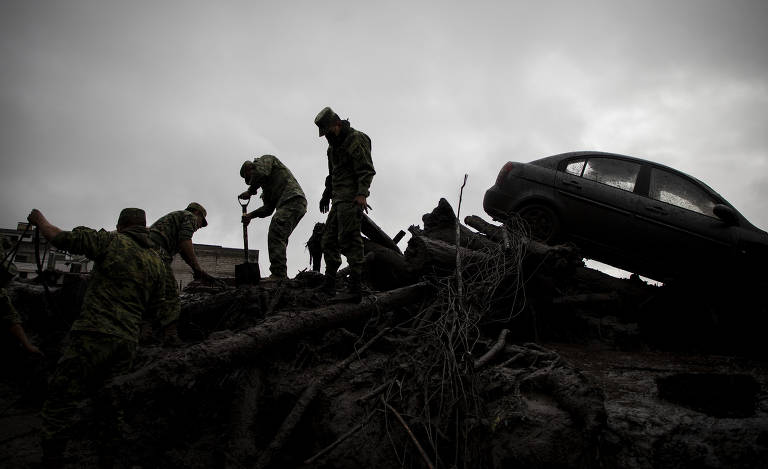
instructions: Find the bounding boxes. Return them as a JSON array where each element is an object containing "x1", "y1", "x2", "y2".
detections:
[{"x1": 2, "y1": 199, "x2": 767, "y2": 468}]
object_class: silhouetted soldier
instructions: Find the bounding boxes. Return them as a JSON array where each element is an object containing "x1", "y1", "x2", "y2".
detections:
[
  {"x1": 149, "y1": 202, "x2": 212, "y2": 345},
  {"x1": 239, "y1": 155, "x2": 307, "y2": 280},
  {"x1": 28, "y1": 207, "x2": 166, "y2": 468},
  {"x1": 314, "y1": 106, "x2": 375, "y2": 302}
]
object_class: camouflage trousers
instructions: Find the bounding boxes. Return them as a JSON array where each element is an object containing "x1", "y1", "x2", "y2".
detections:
[
  {"x1": 322, "y1": 201, "x2": 364, "y2": 276},
  {"x1": 41, "y1": 332, "x2": 136, "y2": 445},
  {"x1": 267, "y1": 197, "x2": 307, "y2": 277}
]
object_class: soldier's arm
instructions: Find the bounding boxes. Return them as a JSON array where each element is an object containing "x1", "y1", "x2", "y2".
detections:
[
  {"x1": 249, "y1": 203, "x2": 276, "y2": 218},
  {"x1": 26, "y1": 209, "x2": 62, "y2": 241},
  {"x1": 9, "y1": 323, "x2": 42, "y2": 355},
  {"x1": 53, "y1": 227, "x2": 112, "y2": 261},
  {"x1": 351, "y1": 137, "x2": 376, "y2": 197},
  {"x1": 178, "y1": 239, "x2": 203, "y2": 275},
  {"x1": 321, "y1": 151, "x2": 333, "y2": 207}
]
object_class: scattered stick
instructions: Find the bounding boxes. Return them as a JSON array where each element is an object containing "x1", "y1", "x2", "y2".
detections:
[
  {"x1": 455, "y1": 174, "x2": 468, "y2": 303},
  {"x1": 356, "y1": 381, "x2": 392, "y2": 404},
  {"x1": 473, "y1": 328, "x2": 510, "y2": 369},
  {"x1": 302, "y1": 411, "x2": 377, "y2": 465},
  {"x1": 255, "y1": 326, "x2": 392, "y2": 469},
  {"x1": 382, "y1": 397, "x2": 435, "y2": 469}
]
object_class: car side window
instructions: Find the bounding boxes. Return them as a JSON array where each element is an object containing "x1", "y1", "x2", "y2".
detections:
[
  {"x1": 565, "y1": 159, "x2": 586, "y2": 176},
  {"x1": 582, "y1": 158, "x2": 641, "y2": 192},
  {"x1": 565, "y1": 160, "x2": 587, "y2": 176},
  {"x1": 648, "y1": 168, "x2": 718, "y2": 216}
]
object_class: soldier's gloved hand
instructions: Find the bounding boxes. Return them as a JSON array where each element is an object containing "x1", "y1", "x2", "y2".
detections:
[
  {"x1": 238, "y1": 191, "x2": 251, "y2": 200},
  {"x1": 319, "y1": 197, "x2": 330, "y2": 214},
  {"x1": 353, "y1": 195, "x2": 369, "y2": 214}
]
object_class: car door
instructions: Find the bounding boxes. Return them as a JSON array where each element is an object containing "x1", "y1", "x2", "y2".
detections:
[
  {"x1": 554, "y1": 156, "x2": 644, "y2": 256},
  {"x1": 634, "y1": 166, "x2": 735, "y2": 276}
]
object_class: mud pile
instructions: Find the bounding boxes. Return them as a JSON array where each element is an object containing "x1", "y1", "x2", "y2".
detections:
[{"x1": 2, "y1": 199, "x2": 767, "y2": 468}]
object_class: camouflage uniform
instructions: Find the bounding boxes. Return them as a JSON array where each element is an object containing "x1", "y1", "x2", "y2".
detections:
[
  {"x1": 244, "y1": 154, "x2": 307, "y2": 278},
  {"x1": 320, "y1": 124, "x2": 375, "y2": 277},
  {"x1": 149, "y1": 210, "x2": 200, "y2": 326},
  {"x1": 40, "y1": 225, "x2": 166, "y2": 451},
  {"x1": 1, "y1": 236, "x2": 21, "y2": 327}
]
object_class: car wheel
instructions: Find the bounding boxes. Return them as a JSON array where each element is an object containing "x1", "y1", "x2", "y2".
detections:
[{"x1": 516, "y1": 204, "x2": 560, "y2": 243}]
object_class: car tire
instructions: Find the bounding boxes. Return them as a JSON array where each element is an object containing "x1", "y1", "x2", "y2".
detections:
[{"x1": 515, "y1": 203, "x2": 560, "y2": 243}]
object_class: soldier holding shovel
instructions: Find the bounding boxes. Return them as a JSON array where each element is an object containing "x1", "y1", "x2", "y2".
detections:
[{"x1": 239, "y1": 154, "x2": 307, "y2": 281}]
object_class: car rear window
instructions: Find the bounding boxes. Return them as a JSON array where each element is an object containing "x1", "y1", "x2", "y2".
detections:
[
  {"x1": 582, "y1": 158, "x2": 641, "y2": 192},
  {"x1": 649, "y1": 168, "x2": 718, "y2": 216}
]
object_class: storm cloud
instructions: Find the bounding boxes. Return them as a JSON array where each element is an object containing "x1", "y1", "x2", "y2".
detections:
[{"x1": 2, "y1": 0, "x2": 766, "y2": 277}]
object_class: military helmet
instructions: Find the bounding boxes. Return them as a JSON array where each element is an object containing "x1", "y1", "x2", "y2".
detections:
[
  {"x1": 117, "y1": 208, "x2": 147, "y2": 228},
  {"x1": 314, "y1": 106, "x2": 340, "y2": 136},
  {"x1": 186, "y1": 202, "x2": 208, "y2": 227}
]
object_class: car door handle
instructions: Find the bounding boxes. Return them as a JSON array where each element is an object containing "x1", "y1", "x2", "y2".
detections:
[
  {"x1": 561, "y1": 179, "x2": 582, "y2": 189},
  {"x1": 645, "y1": 205, "x2": 668, "y2": 215}
]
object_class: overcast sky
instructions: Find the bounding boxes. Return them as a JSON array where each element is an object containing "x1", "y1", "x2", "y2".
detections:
[{"x1": 2, "y1": 0, "x2": 767, "y2": 278}]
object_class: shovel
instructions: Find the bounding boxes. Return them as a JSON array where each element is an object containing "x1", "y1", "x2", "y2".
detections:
[{"x1": 235, "y1": 194, "x2": 260, "y2": 285}]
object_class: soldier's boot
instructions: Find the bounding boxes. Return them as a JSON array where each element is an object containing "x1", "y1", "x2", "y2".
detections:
[
  {"x1": 332, "y1": 271, "x2": 363, "y2": 303},
  {"x1": 262, "y1": 273, "x2": 288, "y2": 283},
  {"x1": 321, "y1": 273, "x2": 337, "y2": 296},
  {"x1": 162, "y1": 322, "x2": 184, "y2": 348},
  {"x1": 315, "y1": 267, "x2": 337, "y2": 296}
]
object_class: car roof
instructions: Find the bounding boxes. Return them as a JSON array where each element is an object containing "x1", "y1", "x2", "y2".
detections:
[{"x1": 529, "y1": 151, "x2": 763, "y2": 232}]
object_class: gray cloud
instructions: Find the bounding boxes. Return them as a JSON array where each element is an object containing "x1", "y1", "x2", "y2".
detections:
[{"x1": 2, "y1": 0, "x2": 766, "y2": 276}]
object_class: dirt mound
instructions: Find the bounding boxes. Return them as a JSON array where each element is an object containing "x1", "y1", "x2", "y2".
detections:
[{"x1": 2, "y1": 199, "x2": 767, "y2": 468}]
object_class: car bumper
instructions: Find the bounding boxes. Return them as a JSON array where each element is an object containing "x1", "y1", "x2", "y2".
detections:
[{"x1": 483, "y1": 185, "x2": 517, "y2": 221}]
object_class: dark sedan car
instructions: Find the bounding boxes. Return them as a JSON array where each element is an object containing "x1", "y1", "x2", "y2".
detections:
[{"x1": 483, "y1": 151, "x2": 768, "y2": 282}]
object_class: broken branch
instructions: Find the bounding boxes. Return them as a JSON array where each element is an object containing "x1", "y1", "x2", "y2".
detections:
[
  {"x1": 382, "y1": 397, "x2": 435, "y2": 469},
  {"x1": 473, "y1": 328, "x2": 510, "y2": 369}
]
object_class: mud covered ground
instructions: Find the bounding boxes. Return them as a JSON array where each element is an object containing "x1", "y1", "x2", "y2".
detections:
[{"x1": 2, "y1": 206, "x2": 768, "y2": 468}]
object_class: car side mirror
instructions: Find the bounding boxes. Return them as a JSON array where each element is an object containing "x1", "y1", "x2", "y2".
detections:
[{"x1": 713, "y1": 204, "x2": 739, "y2": 226}]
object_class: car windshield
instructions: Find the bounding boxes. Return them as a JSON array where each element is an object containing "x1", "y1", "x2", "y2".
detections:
[
  {"x1": 649, "y1": 168, "x2": 718, "y2": 216},
  {"x1": 582, "y1": 158, "x2": 641, "y2": 192}
]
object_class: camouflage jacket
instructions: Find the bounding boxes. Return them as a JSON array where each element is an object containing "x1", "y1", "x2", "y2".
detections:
[
  {"x1": 149, "y1": 210, "x2": 199, "y2": 260},
  {"x1": 51, "y1": 226, "x2": 166, "y2": 342},
  {"x1": 246, "y1": 154, "x2": 307, "y2": 217},
  {"x1": 1, "y1": 236, "x2": 21, "y2": 325},
  {"x1": 1, "y1": 235, "x2": 19, "y2": 284},
  {"x1": 322, "y1": 126, "x2": 375, "y2": 203}
]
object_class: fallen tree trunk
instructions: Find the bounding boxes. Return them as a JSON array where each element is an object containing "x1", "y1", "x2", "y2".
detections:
[
  {"x1": 108, "y1": 282, "x2": 433, "y2": 398},
  {"x1": 362, "y1": 214, "x2": 402, "y2": 255},
  {"x1": 422, "y1": 198, "x2": 497, "y2": 251},
  {"x1": 404, "y1": 235, "x2": 491, "y2": 273},
  {"x1": 363, "y1": 239, "x2": 416, "y2": 290},
  {"x1": 464, "y1": 214, "x2": 582, "y2": 261}
]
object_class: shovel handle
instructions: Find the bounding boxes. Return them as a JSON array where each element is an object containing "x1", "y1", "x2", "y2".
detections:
[
  {"x1": 238, "y1": 194, "x2": 250, "y2": 212},
  {"x1": 238, "y1": 195, "x2": 250, "y2": 262}
]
